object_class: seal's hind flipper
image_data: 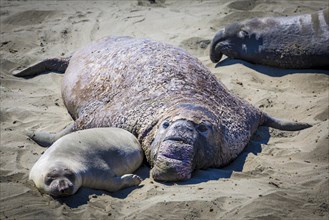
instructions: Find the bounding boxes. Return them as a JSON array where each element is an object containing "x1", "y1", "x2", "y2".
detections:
[
  {"x1": 261, "y1": 113, "x2": 312, "y2": 131},
  {"x1": 13, "y1": 57, "x2": 71, "y2": 77},
  {"x1": 28, "y1": 122, "x2": 75, "y2": 147}
]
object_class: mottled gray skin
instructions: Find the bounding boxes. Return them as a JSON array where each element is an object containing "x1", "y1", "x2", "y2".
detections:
[
  {"x1": 14, "y1": 36, "x2": 311, "y2": 182},
  {"x1": 210, "y1": 9, "x2": 329, "y2": 69}
]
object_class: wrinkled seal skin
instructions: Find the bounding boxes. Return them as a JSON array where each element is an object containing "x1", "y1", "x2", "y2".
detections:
[
  {"x1": 210, "y1": 9, "x2": 329, "y2": 69},
  {"x1": 14, "y1": 36, "x2": 311, "y2": 182},
  {"x1": 61, "y1": 36, "x2": 265, "y2": 181}
]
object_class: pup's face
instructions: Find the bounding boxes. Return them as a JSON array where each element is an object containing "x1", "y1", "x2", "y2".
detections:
[{"x1": 43, "y1": 166, "x2": 77, "y2": 197}]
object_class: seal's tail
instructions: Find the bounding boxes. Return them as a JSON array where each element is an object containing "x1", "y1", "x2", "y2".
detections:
[
  {"x1": 261, "y1": 113, "x2": 312, "y2": 131},
  {"x1": 12, "y1": 57, "x2": 71, "y2": 77}
]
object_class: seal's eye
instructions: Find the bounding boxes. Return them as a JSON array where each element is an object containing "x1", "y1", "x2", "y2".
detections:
[
  {"x1": 64, "y1": 169, "x2": 75, "y2": 181},
  {"x1": 196, "y1": 124, "x2": 208, "y2": 133},
  {"x1": 162, "y1": 121, "x2": 170, "y2": 129},
  {"x1": 238, "y1": 30, "x2": 249, "y2": 38},
  {"x1": 45, "y1": 176, "x2": 54, "y2": 185}
]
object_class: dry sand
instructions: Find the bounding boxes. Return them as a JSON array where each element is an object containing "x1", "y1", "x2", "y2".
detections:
[{"x1": 1, "y1": 0, "x2": 328, "y2": 219}]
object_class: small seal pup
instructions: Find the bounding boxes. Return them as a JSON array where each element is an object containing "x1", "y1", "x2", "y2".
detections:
[
  {"x1": 15, "y1": 36, "x2": 311, "y2": 182},
  {"x1": 210, "y1": 9, "x2": 329, "y2": 69},
  {"x1": 29, "y1": 127, "x2": 143, "y2": 197}
]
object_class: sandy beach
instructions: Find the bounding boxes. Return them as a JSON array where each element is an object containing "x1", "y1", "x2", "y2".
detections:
[{"x1": 1, "y1": 0, "x2": 328, "y2": 219}]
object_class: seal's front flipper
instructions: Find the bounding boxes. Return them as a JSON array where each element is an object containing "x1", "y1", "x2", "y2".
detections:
[
  {"x1": 28, "y1": 123, "x2": 75, "y2": 147},
  {"x1": 108, "y1": 174, "x2": 142, "y2": 192},
  {"x1": 90, "y1": 174, "x2": 142, "y2": 192},
  {"x1": 13, "y1": 57, "x2": 71, "y2": 77}
]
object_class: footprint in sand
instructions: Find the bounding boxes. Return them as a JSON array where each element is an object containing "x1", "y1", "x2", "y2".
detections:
[
  {"x1": 227, "y1": 0, "x2": 256, "y2": 11},
  {"x1": 3, "y1": 10, "x2": 57, "y2": 26},
  {"x1": 179, "y1": 37, "x2": 211, "y2": 57}
]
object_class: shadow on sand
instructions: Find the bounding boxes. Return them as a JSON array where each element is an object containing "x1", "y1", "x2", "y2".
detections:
[
  {"x1": 215, "y1": 58, "x2": 329, "y2": 76},
  {"x1": 57, "y1": 127, "x2": 270, "y2": 207},
  {"x1": 176, "y1": 126, "x2": 270, "y2": 185}
]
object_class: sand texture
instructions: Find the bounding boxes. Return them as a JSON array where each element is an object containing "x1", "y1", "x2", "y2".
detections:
[{"x1": 1, "y1": 0, "x2": 328, "y2": 219}]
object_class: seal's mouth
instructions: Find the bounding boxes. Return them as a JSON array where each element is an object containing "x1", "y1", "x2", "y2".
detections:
[
  {"x1": 164, "y1": 136, "x2": 184, "y2": 142},
  {"x1": 50, "y1": 179, "x2": 74, "y2": 197},
  {"x1": 151, "y1": 157, "x2": 193, "y2": 181},
  {"x1": 210, "y1": 49, "x2": 223, "y2": 63},
  {"x1": 151, "y1": 140, "x2": 195, "y2": 182},
  {"x1": 163, "y1": 136, "x2": 193, "y2": 145}
]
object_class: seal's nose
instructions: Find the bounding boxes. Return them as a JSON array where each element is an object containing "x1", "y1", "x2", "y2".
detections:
[
  {"x1": 164, "y1": 120, "x2": 196, "y2": 145},
  {"x1": 58, "y1": 179, "x2": 73, "y2": 195},
  {"x1": 210, "y1": 29, "x2": 224, "y2": 63}
]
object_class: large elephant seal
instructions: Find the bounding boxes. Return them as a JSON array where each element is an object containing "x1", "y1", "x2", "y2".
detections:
[
  {"x1": 29, "y1": 127, "x2": 143, "y2": 197},
  {"x1": 210, "y1": 9, "x2": 329, "y2": 69},
  {"x1": 15, "y1": 36, "x2": 311, "y2": 182}
]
